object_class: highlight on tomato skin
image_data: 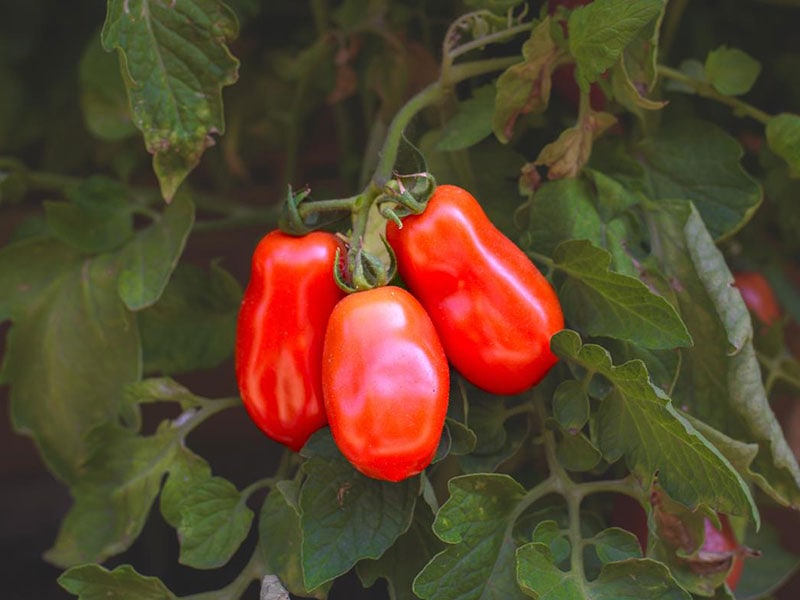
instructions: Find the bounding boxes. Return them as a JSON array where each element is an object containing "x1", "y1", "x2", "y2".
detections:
[
  {"x1": 235, "y1": 230, "x2": 346, "y2": 452},
  {"x1": 733, "y1": 271, "x2": 781, "y2": 326},
  {"x1": 386, "y1": 184, "x2": 564, "y2": 396},
  {"x1": 321, "y1": 285, "x2": 450, "y2": 482}
]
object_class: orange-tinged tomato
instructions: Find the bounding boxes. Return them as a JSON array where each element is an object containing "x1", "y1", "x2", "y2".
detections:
[{"x1": 733, "y1": 271, "x2": 781, "y2": 326}]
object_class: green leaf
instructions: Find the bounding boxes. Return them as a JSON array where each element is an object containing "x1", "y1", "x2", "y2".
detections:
[
  {"x1": 552, "y1": 380, "x2": 590, "y2": 430},
  {"x1": 438, "y1": 84, "x2": 495, "y2": 151},
  {"x1": 299, "y1": 431, "x2": 419, "y2": 590},
  {"x1": 516, "y1": 545, "x2": 689, "y2": 600},
  {"x1": 766, "y1": 112, "x2": 800, "y2": 177},
  {"x1": 101, "y1": 0, "x2": 240, "y2": 200},
  {"x1": 648, "y1": 200, "x2": 800, "y2": 507},
  {"x1": 174, "y1": 476, "x2": 254, "y2": 569},
  {"x1": 59, "y1": 564, "x2": 176, "y2": 600},
  {"x1": 551, "y1": 330, "x2": 757, "y2": 522},
  {"x1": 568, "y1": 0, "x2": 664, "y2": 84},
  {"x1": 260, "y1": 481, "x2": 330, "y2": 599},
  {"x1": 553, "y1": 240, "x2": 692, "y2": 350},
  {"x1": 79, "y1": 30, "x2": 137, "y2": 141},
  {"x1": 705, "y1": 46, "x2": 761, "y2": 97},
  {"x1": 139, "y1": 261, "x2": 241, "y2": 374},
  {"x1": 637, "y1": 118, "x2": 762, "y2": 240},
  {"x1": 160, "y1": 446, "x2": 212, "y2": 529},
  {"x1": 358, "y1": 502, "x2": 443, "y2": 600},
  {"x1": 493, "y1": 17, "x2": 562, "y2": 143},
  {"x1": 118, "y1": 193, "x2": 195, "y2": 310},
  {"x1": 531, "y1": 521, "x2": 570, "y2": 565},
  {"x1": 4, "y1": 249, "x2": 141, "y2": 484},
  {"x1": 46, "y1": 422, "x2": 178, "y2": 567},
  {"x1": 45, "y1": 176, "x2": 134, "y2": 253},
  {"x1": 413, "y1": 474, "x2": 528, "y2": 600},
  {"x1": 515, "y1": 543, "x2": 583, "y2": 597},
  {"x1": 735, "y1": 518, "x2": 800, "y2": 600},
  {"x1": 592, "y1": 528, "x2": 642, "y2": 563},
  {"x1": 554, "y1": 423, "x2": 603, "y2": 472}
]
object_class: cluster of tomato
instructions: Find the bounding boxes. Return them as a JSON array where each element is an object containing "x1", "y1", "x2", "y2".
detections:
[{"x1": 235, "y1": 185, "x2": 565, "y2": 481}]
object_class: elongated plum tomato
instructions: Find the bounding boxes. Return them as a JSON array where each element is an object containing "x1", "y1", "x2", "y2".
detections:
[
  {"x1": 235, "y1": 231, "x2": 345, "y2": 452},
  {"x1": 733, "y1": 271, "x2": 780, "y2": 326},
  {"x1": 322, "y1": 286, "x2": 449, "y2": 482},
  {"x1": 386, "y1": 185, "x2": 564, "y2": 395}
]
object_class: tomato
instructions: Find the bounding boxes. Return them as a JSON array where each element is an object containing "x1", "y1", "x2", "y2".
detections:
[
  {"x1": 386, "y1": 185, "x2": 564, "y2": 395},
  {"x1": 322, "y1": 286, "x2": 449, "y2": 482},
  {"x1": 235, "y1": 231, "x2": 345, "y2": 451},
  {"x1": 733, "y1": 271, "x2": 781, "y2": 326},
  {"x1": 551, "y1": 63, "x2": 607, "y2": 111}
]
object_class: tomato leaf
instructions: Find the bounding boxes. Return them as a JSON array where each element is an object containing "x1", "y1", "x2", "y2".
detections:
[
  {"x1": 45, "y1": 422, "x2": 179, "y2": 567},
  {"x1": 637, "y1": 118, "x2": 762, "y2": 240},
  {"x1": 438, "y1": 84, "x2": 495, "y2": 151},
  {"x1": 298, "y1": 430, "x2": 419, "y2": 590},
  {"x1": 413, "y1": 474, "x2": 528, "y2": 600},
  {"x1": 173, "y1": 476, "x2": 254, "y2": 569},
  {"x1": 552, "y1": 330, "x2": 757, "y2": 522},
  {"x1": 492, "y1": 17, "x2": 562, "y2": 143},
  {"x1": 101, "y1": 0, "x2": 240, "y2": 200},
  {"x1": 79, "y1": 31, "x2": 137, "y2": 141},
  {"x1": 2, "y1": 246, "x2": 141, "y2": 485},
  {"x1": 553, "y1": 422, "x2": 603, "y2": 472},
  {"x1": 138, "y1": 262, "x2": 241, "y2": 374},
  {"x1": 648, "y1": 200, "x2": 800, "y2": 507},
  {"x1": 357, "y1": 503, "x2": 443, "y2": 600},
  {"x1": 517, "y1": 543, "x2": 690, "y2": 599},
  {"x1": 58, "y1": 564, "x2": 176, "y2": 600},
  {"x1": 592, "y1": 528, "x2": 643, "y2": 563},
  {"x1": 553, "y1": 240, "x2": 693, "y2": 350},
  {"x1": 160, "y1": 446, "x2": 212, "y2": 529},
  {"x1": 735, "y1": 518, "x2": 800, "y2": 600},
  {"x1": 765, "y1": 112, "x2": 800, "y2": 177},
  {"x1": 568, "y1": 0, "x2": 664, "y2": 85},
  {"x1": 704, "y1": 46, "x2": 762, "y2": 97},
  {"x1": 260, "y1": 481, "x2": 330, "y2": 599},
  {"x1": 45, "y1": 176, "x2": 133, "y2": 253},
  {"x1": 117, "y1": 193, "x2": 195, "y2": 310}
]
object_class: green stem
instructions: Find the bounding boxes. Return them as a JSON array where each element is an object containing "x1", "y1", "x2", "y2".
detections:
[
  {"x1": 371, "y1": 55, "x2": 519, "y2": 187},
  {"x1": 177, "y1": 396, "x2": 241, "y2": 438},
  {"x1": 657, "y1": 65, "x2": 773, "y2": 124},
  {"x1": 182, "y1": 547, "x2": 264, "y2": 600},
  {"x1": 448, "y1": 21, "x2": 531, "y2": 62},
  {"x1": 297, "y1": 195, "x2": 360, "y2": 220}
]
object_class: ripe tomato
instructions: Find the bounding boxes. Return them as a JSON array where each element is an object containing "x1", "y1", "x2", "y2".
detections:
[
  {"x1": 235, "y1": 231, "x2": 345, "y2": 451},
  {"x1": 386, "y1": 185, "x2": 564, "y2": 395},
  {"x1": 701, "y1": 515, "x2": 744, "y2": 590},
  {"x1": 733, "y1": 271, "x2": 781, "y2": 326},
  {"x1": 322, "y1": 286, "x2": 449, "y2": 482}
]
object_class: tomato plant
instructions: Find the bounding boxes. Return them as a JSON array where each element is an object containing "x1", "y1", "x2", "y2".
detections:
[
  {"x1": 321, "y1": 286, "x2": 449, "y2": 482},
  {"x1": 2, "y1": 1, "x2": 800, "y2": 599},
  {"x1": 235, "y1": 230, "x2": 345, "y2": 451},
  {"x1": 386, "y1": 184, "x2": 564, "y2": 395}
]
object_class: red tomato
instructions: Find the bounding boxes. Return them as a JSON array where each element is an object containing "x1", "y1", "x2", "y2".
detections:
[
  {"x1": 235, "y1": 231, "x2": 345, "y2": 451},
  {"x1": 551, "y1": 63, "x2": 607, "y2": 111},
  {"x1": 386, "y1": 185, "x2": 564, "y2": 395},
  {"x1": 322, "y1": 286, "x2": 449, "y2": 482},
  {"x1": 733, "y1": 271, "x2": 781, "y2": 326}
]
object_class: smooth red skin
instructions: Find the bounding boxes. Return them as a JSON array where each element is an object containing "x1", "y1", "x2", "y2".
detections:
[
  {"x1": 235, "y1": 231, "x2": 345, "y2": 451},
  {"x1": 322, "y1": 286, "x2": 449, "y2": 482},
  {"x1": 733, "y1": 271, "x2": 781, "y2": 326},
  {"x1": 612, "y1": 496, "x2": 743, "y2": 590},
  {"x1": 386, "y1": 185, "x2": 564, "y2": 395}
]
